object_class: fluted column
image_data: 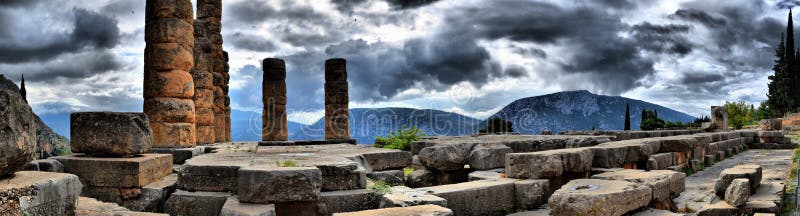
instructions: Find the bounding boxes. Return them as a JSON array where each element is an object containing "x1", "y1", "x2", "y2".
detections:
[
  {"x1": 324, "y1": 58, "x2": 350, "y2": 140},
  {"x1": 262, "y1": 58, "x2": 288, "y2": 141}
]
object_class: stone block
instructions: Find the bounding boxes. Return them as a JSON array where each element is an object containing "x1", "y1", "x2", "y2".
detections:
[
  {"x1": 150, "y1": 147, "x2": 204, "y2": 164},
  {"x1": 23, "y1": 161, "x2": 39, "y2": 171},
  {"x1": 548, "y1": 179, "x2": 652, "y2": 216},
  {"x1": 332, "y1": 204, "x2": 453, "y2": 216},
  {"x1": 70, "y1": 112, "x2": 153, "y2": 156},
  {"x1": 53, "y1": 154, "x2": 172, "y2": 188},
  {"x1": 418, "y1": 143, "x2": 475, "y2": 171},
  {"x1": 696, "y1": 201, "x2": 740, "y2": 216},
  {"x1": 178, "y1": 159, "x2": 239, "y2": 192},
  {"x1": 320, "y1": 189, "x2": 379, "y2": 214},
  {"x1": 759, "y1": 118, "x2": 782, "y2": 131},
  {"x1": 658, "y1": 136, "x2": 696, "y2": 153},
  {"x1": 321, "y1": 169, "x2": 366, "y2": 191},
  {"x1": 144, "y1": 98, "x2": 196, "y2": 123},
  {"x1": 144, "y1": 69, "x2": 195, "y2": 99},
  {"x1": 405, "y1": 168, "x2": 470, "y2": 188},
  {"x1": 75, "y1": 197, "x2": 167, "y2": 216},
  {"x1": 631, "y1": 208, "x2": 684, "y2": 215},
  {"x1": 32, "y1": 159, "x2": 64, "y2": 172},
  {"x1": 237, "y1": 167, "x2": 322, "y2": 204},
  {"x1": 649, "y1": 153, "x2": 674, "y2": 170},
  {"x1": 356, "y1": 151, "x2": 411, "y2": 172},
  {"x1": 724, "y1": 178, "x2": 749, "y2": 207},
  {"x1": 714, "y1": 164, "x2": 762, "y2": 197},
  {"x1": 506, "y1": 148, "x2": 593, "y2": 179},
  {"x1": 81, "y1": 174, "x2": 177, "y2": 212},
  {"x1": 366, "y1": 170, "x2": 404, "y2": 186},
  {"x1": 591, "y1": 169, "x2": 685, "y2": 204},
  {"x1": 590, "y1": 142, "x2": 651, "y2": 168},
  {"x1": 0, "y1": 171, "x2": 82, "y2": 216},
  {"x1": 467, "y1": 169, "x2": 504, "y2": 181},
  {"x1": 220, "y1": 196, "x2": 276, "y2": 216},
  {"x1": 758, "y1": 131, "x2": 784, "y2": 138},
  {"x1": 164, "y1": 190, "x2": 229, "y2": 216},
  {"x1": 150, "y1": 122, "x2": 196, "y2": 148},
  {"x1": 273, "y1": 201, "x2": 323, "y2": 216},
  {"x1": 468, "y1": 143, "x2": 512, "y2": 170},
  {"x1": 417, "y1": 179, "x2": 517, "y2": 215},
  {"x1": 380, "y1": 186, "x2": 447, "y2": 208},
  {"x1": 514, "y1": 179, "x2": 550, "y2": 210}
]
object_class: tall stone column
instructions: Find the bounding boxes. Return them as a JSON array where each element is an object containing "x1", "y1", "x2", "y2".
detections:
[
  {"x1": 191, "y1": 19, "x2": 215, "y2": 144},
  {"x1": 262, "y1": 58, "x2": 288, "y2": 141},
  {"x1": 223, "y1": 51, "x2": 231, "y2": 141},
  {"x1": 144, "y1": 0, "x2": 196, "y2": 147},
  {"x1": 197, "y1": 0, "x2": 227, "y2": 143},
  {"x1": 324, "y1": 58, "x2": 350, "y2": 140}
]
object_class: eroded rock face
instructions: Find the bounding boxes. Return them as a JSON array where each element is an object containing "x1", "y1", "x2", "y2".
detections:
[
  {"x1": 70, "y1": 112, "x2": 153, "y2": 156},
  {"x1": 759, "y1": 118, "x2": 782, "y2": 131},
  {"x1": 0, "y1": 78, "x2": 36, "y2": 176},
  {"x1": 549, "y1": 179, "x2": 652, "y2": 216},
  {"x1": 724, "y1": 178, "x2": 749, "y2": 207}
]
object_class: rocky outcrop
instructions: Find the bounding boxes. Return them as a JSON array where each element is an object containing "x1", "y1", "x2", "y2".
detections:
[{"x1": 0, "y1": 74, "x2": 37, "y2": 176}]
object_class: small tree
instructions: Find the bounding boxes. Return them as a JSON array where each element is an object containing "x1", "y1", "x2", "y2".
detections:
[
  {"x1": 479, "y1": 117, "x2": 514, "y2": 134},
  {"x1": 640, "y1": 109, "x2": 665, "y2": 130},
  {"x1": 374, "y1": 126, "x2": 425, "y2": 151},
  {"x1": 624, "y1": 103, "x2": 631, "y2": 130}
]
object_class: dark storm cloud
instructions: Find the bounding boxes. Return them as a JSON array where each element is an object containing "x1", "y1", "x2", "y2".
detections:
[
  {"x1": 777, "y1": 0, "x2": 800, "y2": 9},
  {"x1": 228, "y1": 32, "x2": 278, "y2": 52},
  {"x1": 226, "y1": 1, "x2": 327, "y2": 26},
  {"x1": 0, "y1": 8, "x2": 121, "y2": 63},
  {"x1": 632, "y1": 22, "x2": 693, "y2": 55},
  {"x1": 668, "y1": 9, "x2": 727, "y2": 27},
  {"x1": 0, "y1": 0, "x2": 39, "y2": 7},
  {"x1": 592, "y1": 0, "x2": 637, "y2": 9},
  {"x1": 680, "y1": 73, "x2": 725, "y2": 85},
  {"x1": 6, "y1": 51, "x2": 127, "y2": 82},
  {"x1": 385, "y1": 0, "x2": 441, "y2": 10}
]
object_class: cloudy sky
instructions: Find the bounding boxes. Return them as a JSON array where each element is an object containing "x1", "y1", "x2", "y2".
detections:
[{"x1": 0, "y1": 0, "x2": 794, "y2": 123}]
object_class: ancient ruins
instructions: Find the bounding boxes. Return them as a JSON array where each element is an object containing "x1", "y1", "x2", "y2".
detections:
[{"x1": 1, "y1": 0, "x2": 799, "y2": 216}]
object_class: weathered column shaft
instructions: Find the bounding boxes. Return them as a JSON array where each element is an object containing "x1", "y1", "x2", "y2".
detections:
[
  {"x1": 144, "y1": 0, "x2": 196, "y2": 147},
  {"x1": 324, "y1": 58, "x2": 350, "y2": 140},
  {"x1": 197, "y1": 0, "x2": 228, "y2": 143},
  {"x1": 223, "y1": 51, "x2": 231, "y2": 142},
  {"x1": 262, "y1": 58, "x2": 288, "y2": 141},
  {"x1": 191, "y1": 19, "x2": 215, "y2": 144}
]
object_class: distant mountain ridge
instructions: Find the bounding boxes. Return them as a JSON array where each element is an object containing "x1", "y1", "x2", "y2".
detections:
[{"x1": 40, "y1": 90, "x2": 697, "y2": 145}]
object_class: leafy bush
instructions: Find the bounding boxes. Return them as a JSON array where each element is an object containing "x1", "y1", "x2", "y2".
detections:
[
  {"x1": 479, "y1": 117, "x2": 514, "y2": 134},
  {"x1": 373, "y1": 126, "x2": 425, "y2": 151}
]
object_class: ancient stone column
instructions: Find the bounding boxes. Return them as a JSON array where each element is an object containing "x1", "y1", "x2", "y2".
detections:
[
  {"x1": 223, "y1": 51, "x2": 231, "y2": 142},
  {"x1": 144, "y1": 0, "x2": 196, "y2": 147},
  {"x1": 324, "y1": 58, "x2": 350, "y2": 140},
  {"x1": 262, "y1": 58, "x2": 288, "y2": 141},
  {"x1": 191, "y1": 19, "x2": 215, "y2": 144},
  {"x1": 197, "y1": 0, "x2": 227, "y2": 143}
]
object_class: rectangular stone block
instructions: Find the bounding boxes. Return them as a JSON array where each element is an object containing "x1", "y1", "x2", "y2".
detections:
[
  {"x1": 220, "y1": 196, "x2": 276, "y2": 216},
  {"x1": 53, "y1": 154, "x2": 172, "y2": 188},
  {"x1": 380, "y1": 186, "x2": 447, "y2": 208},
  {"x1": 178, "y1": 161, "x2": 239, "y2": 192},
  {"x1": 591, "y1": 169, "x2": 685, "y2": 204},
  {"x1": 549, "y1": 179, "x2": 651, "y2": 216},
  {"x1": 366, "y1": 170, "x2": 405, "y2": 186},
  {"x1": 75, "y1": 197, "x2": 168, "y2": 216},
  {"x1": 468, "y1": 143, "x2": 513, "y2": 170},
  {"x1": 0, "y1": 171, "x2": 82, "y2": 216},
  {"x1": 274, "y1": 201, "x2": 323, "y2": 216},
  {"x1": 71, "y1": 112, "x2": 154, "y2": 156},
  {"x1": 417, "y1": 179, "x2": 517, "y2": 215},
  {"x1": 320, "y1": 189, "x2": 379, "y2": 214},
  {"x1": 714, "y1": 164, "x2": 762, "y2": 197},
  {"x1": 514, "y1": 179, "x2": 550, "y2": 210},
  {"x1": 164, "y1": 190, "x2": 230, "y2": 216},
  {"x1": 237, "y1": 167, "x2": 322, "y2": 204},
  {"x1": 151, "y1": 122, "x2": 196, "y2": 148},
  {"x1": 321, "y1": 170, "x2": 366, "y2": 191},
  {"x1": 506, "y1": 148, "x2": 593, "y2": 179},
  {"x1": 333, "y1": 204, "x2": 453, "y2": 216},
  {"x1": 355, "y1": 151, "x2": 412, "y2": 172},
  {"x1": 81, "y1": 174, "x2": 177, "y2": 212},
  {"x1": 150, "y1": 147, "x2": 204, "y2": 164}
]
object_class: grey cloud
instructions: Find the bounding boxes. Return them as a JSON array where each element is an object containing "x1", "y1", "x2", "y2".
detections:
[
  {"x1": 777, "y1": 0, "x2": 800, "y2": 9},
  {"x1": 680, "y1": 73, "x2": 725, "y2": 85},
  {"x1": 632, "y1": 22, "x2": 693, "y2": 55},
  {"x1": 385, "y1": 0, "x2": 441, "y2": 10},
  {"x1": 4, "y1": 51, "x2": 128, "y2": 82},
  {"x1": 228, "y1": 32, "x2": 278, "y2": 52},
  {"x1": 669, "y1": 9, "x2": 727, "y2": 27}
]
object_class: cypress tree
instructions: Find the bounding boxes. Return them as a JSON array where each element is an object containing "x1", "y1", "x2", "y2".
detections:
[
  {"x1": 624, "y1": 103, "x2": 631, "y2": 130},
  {"x1": 768, "y1": 32, "x2": 789, "y2": 117},
  {"x1": 20, "y1": 74, "x2": 26, "y2": 102}
]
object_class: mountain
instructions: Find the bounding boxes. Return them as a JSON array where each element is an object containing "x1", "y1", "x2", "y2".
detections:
[
  {"x1": 488, "y1": 90, "x2": 696, "y2": 134},
  {"x1": 230, "y1": 109, "x2": 309, "y2": 141},
  {"x1": 0, "y1": 74, "x2": 70, "y2": 159},
  {"x1": 38, "y1": 112, "x2": 70, "y2": 137}
]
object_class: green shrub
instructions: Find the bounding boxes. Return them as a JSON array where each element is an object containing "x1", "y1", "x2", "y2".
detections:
[
  {"x1": 275, "y1": 160, "x2": 298, "y2": 167},
  {"x1": 373, "y1": 126, "x2": 425, "y2": 151}
]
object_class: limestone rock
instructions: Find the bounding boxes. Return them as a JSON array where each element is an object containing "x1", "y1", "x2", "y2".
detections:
[
  {"x1": 53, "y1": 154, "x2": 173, "y2": 188},
  {"x1": 514, "y1": 179, "x2": 550, "y2": 210},
  {"x1": 467, "y1": 169, "x2": 504, "y2": 181},
  {"x1": 321, "y1": 189, "x2": 379, "y2": 214},
  {"x1": 548, "y1": 179, "x2": 652, "y2": 216},
  {"x1": 468, "y1": 143, "x2": 512, "y2": 170},
  {"x1": 380, "y1": 186, "x2": 447, "y2": 208},
  {"x1": 506, "y1": 148, "x2": 593, "y2": 179},
  {"x1": 75, "y1": 197, "x2": 167, "y2": 216},
  {"x1": 759, "y1": 118, "x2": 782, "y2": 131},
  {"x1": 220, "y1": 196, "x2": 276, "y2": 216},
  {"x1": 0, "y1": 171, "x2": 82, "y2": 216},
  {"x1": 333, "y1": 204, "x2": 453, "y2": 216},
  {"x1": 418, "y1": 143, "x2": 474, "y2": 171},
  {"x1": 366, "y1": 170, "x2": 405, "y2": 186},
  {"x1": 417, "y1": 179, "x2": 517, "y2": 215},
  {"x1": 591, "y1": 169, "x2": 685, "y2": 203},
  {"x1": 237, "y1": 167, "x2": 322, "y2": 204},
  {"x1": 70, "y1": 112, "x2": 153, "y2": 156},
  {"x1": 0, "y1": 80, "x2": 36, "y2": 177},
  {"x1": 714, "y1": 164, "x2": 761, "y2": 197},
  {"x1": 164, "y1": 190, "x2": 230, "y2": 216},
  {"x1": 724, "y1": 178, "x2": 749, "y2": 207}
]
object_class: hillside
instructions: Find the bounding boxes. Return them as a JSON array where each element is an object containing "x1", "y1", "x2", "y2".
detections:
[
  {"x1": 0, "y1": 74, "x2": 70, "y2": 159},
  {"x1": 489, "y1": 90, "x2": 696, "y2": 134}
]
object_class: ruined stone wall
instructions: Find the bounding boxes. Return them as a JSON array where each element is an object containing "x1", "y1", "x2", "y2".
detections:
[
  {"x1": 262, "y1": 58, "x2": 288, "y2": 141},
  {"x1": 144, "y1": 0, "x2": 196, "y2": 147},
  {"x1": 191, "y1": 19, "x2": 215, "y2": 144},
  {"x1": 324, "y1": 58, "x2": 350, "y2": 140},
  {"x1": 196, "y1": 0, "x2": 227, "y2": 143}
]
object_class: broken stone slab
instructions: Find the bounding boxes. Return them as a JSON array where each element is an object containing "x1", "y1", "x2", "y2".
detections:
[
  {"x1": 0, "y1": 171, "x2": 82, "y2": 216},
  {"x1": 83, "y1": 174, "x2": 177, "y2": 212},
  {"x1": 591, "y1": 169, "x2": 685, "y2": 204},
  {"x1": 506, "y1": 209, "x2": 551, "y2": 216},
  {"x1": 75, "y1": 197, "x2": 167, "y2": 216},
  {"x1": 418, "y1": 143, "x2": 475, "y2": 171},
  {"x1": 758, "y1": 131, "x2": 784, "y2": 138},
  {"x1": 70, "y1": 112, "x2": 153, "y2": 156},
  {"x1": 745, "y1": 201, "x2": 780, "y2": 214},
  {"x1": 23, "y1": 161, "x2": 39, "y2": 171},
  {"x1": 33, "y1": 159, "x2": 64, "y2": 172},
  {"x1": 355, "y1": 151, "x2": 412, "y2": 172},
  {"x1": 548, "y1": 179, "x2": 652, "y2": 216},
  {"x1": 696, "y1": 201, "x2": 741, "y2": 216},
  {"x1": 759, "y1": 119, "x2": 782, "y2": 131},
  {"x1": 589, "y1": 142, "x2": 652, "y2": 168},
  {"x1": 631, "y1": 208, "x2": 685, "y2": 215},
  {"x1": 53, "y1": 153, "x2": 173, "y2": 188},
  {"x1": 724, "y1": 178, "x2": 749, "y2": 207},
  {"x1": 332, "y1": 204, "x2": 453, "y2": 216},
  {"x1": 416, "y1": 179, "x2": 517, "y2": 215},
  {"x1": 220, "y1": 196, "x2": 276, "y2": 216},
  {"x1": 467, "y1": 168, "x2": 504, "y2": 181},
  {"x1": 320, "y1": 189, "x2": 379, "y2": 214},
  {"x1": 150, "y1": 147, "x2": 204, "y2": 164},
  {"x1": 405, "y1": 168, "x2": 471, "y2": 188},
  {"x1": 714, "y1": 164, "x2": 762, "y2": 197},
  {"x1": 657, "y1": 136, "x2": 698, "y2": 153},
  {"x1": 366, "y1": 169, "x2": 404, "y2": 186},
  {"x1": 506, "y1": 148, "x2": 593, "y2": 179},
  {"x1": 649, "y1": 153, "x2": 674, "y2": 170},
  {"x1": 321, "y1": 169, "x2": 367, "y2": 191},
  {"x1": 468, "y1": 143, "x2": 512, "y2": 170},
  {"x1": 380, "y1": 186, "x2": 447, "y2": 208},
  {"x1": 237, "y1": 166, "x2": 322, "y2": 204},
  {"x1": 514, "y1": 179, "x2": 550, "y2": 210},
  {"x1": 164, "y1": 190, "x2": 230, "y2": 216}
]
